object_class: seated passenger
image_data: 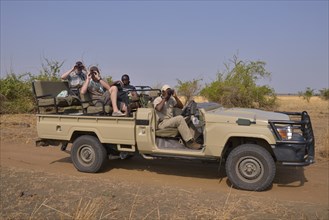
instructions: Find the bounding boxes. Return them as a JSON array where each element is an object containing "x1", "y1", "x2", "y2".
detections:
[
  {"x1": 111, "y1": 74, "x2": 140, "y2": 111},
  {"x1": 80, "y1": 66, "x2": 126, "y2": 117},
  {"x1": 153, "y1": 84, "x2": 202, "y2": 150},
  {"x1": 121, "y1": 74, "x2": 138, "y2": 97},
  {"x1": 61, "y1": 61, "x2": 87, "y2": 96}
]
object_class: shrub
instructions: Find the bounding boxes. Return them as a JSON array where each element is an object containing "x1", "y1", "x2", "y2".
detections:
[
  {"x1": 176, "y1": 78, "x2": 202, "y2": 103},
  {"x1": 200, "y1": 56, "x2": 276, "y2": 109},
  {"x1": 0, "y1": 58, "x2": 64, "y2": 114},
  {"x1": 36, "y1": 58, "x2": 64, "y2": 81},
  {"x1": 319, "y1": 88, "x2": 329, "y2": 100},
  {"x1": 298, "y1": 87, "x2": 314, "y2": 102},
  {"x1": 0, "y1": 73, "x2": 35, "y2": 113}
]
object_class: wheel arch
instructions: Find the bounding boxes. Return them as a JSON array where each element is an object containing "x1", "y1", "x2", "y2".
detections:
[
  {"x1": 221, "y1": 136, "x2": 275, "y2": 161},
  {"x1": 70, "y1": 131, "x2": 117, "y2": 155},
  {"x1": 70, "y1": 131, "x2": 98, "y2": 143}
]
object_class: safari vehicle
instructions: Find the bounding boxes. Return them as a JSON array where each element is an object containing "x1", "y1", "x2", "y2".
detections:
[{"x1": 34, "y1": 81, "x2": 315, "y2": 191}]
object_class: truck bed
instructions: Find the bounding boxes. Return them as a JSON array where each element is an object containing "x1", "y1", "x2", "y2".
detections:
[{"x1": 36, "y1": 114, "x2": 136, "y2": 146}]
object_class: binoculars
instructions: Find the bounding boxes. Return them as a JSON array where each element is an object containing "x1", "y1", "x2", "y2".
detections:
[{"x1": 167, "y1": 89, "x2": 174, "y2": 96}]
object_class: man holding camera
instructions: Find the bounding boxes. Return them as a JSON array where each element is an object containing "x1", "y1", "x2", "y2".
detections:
[
  {"x1": 61, "y1": 61, "x2": 87, "y2": 96},
  {"x1": 80, "y1": 66, "x2": 126, "y2": 117},
  {"x1": 153, "y1": 85, "x2": 202, "y2": 150}
]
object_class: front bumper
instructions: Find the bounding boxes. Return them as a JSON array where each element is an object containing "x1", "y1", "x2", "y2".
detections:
[{"x1": 269, "y1": 111, "x2": 315, "y2": 166}]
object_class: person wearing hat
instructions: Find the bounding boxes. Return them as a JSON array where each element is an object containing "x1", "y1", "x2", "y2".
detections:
[
  {"x1": 153, "y1": 84, "x2": 202, "y2": 150},
  {"x1": 61, "y1": 61, "x2": 87, "y2": 96},
  {"x1": 80, "y1": 66, "x2": 126, "y2": 117}
]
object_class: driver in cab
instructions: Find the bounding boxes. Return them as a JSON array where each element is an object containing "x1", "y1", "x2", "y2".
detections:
[{"x1": 153, "y1": 85, "x2": 202, "y2": 150}]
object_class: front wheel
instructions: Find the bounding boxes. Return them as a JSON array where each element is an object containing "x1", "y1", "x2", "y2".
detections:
[
  {"x1": 71, "y1": 135, "x2": 107, "y2": 173},
  {"x1": 225, "y1": 144, "x2": 276, "y2": 191}
]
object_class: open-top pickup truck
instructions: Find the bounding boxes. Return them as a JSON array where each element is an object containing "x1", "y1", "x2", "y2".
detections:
[{"x1": 35, "y1": 82, "x2": 315, "y2": 191}]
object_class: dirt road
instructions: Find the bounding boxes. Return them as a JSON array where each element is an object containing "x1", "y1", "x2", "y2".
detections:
[{"x1": 1, "y1": 140, "x2": 328, "y2": 219}]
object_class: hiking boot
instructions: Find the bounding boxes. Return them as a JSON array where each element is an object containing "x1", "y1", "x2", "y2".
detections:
[
  {"x1": 112, "y1": 111, "x2": 125, "y2": 117},
  {"x1": 186, "y1": 140, "x2": 202, "y2": 150}
]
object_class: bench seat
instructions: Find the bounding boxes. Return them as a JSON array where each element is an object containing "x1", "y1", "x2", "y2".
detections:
[{"x1": 32, "y1": 80, "x2": 83, "y2": 114}]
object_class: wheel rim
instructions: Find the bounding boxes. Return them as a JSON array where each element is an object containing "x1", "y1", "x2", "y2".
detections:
[
  {"x1": 236, "y1": 156, "x2": 263, "y2": 183},
  {"x1": 77, "y1": 145, "x2": 95, "y2": 166}
]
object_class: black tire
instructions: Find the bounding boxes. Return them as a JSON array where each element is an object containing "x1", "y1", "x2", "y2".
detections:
[
  {"x1": 225, "y1": 144, "x2": 276, "y2": 191},
  {"x1": 71, "y1": 135, "x2": 107, "y2": 173}
]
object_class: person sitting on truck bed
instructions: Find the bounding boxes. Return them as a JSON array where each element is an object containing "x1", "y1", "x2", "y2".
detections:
[
  {"x1": 60, "y1": 61, "x2": 87, "y2": 96},
  {"x1": 111, "y1": 74, "x2": 140, "y2": 111},
  {"x1": 153, "y1": 84, "x2": 202, "y2": 150},
  {"x1": 80, "y1": 66, "x2": 126, "y2": 117}
]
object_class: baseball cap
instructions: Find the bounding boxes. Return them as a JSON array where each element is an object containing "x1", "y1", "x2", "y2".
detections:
[
  {"x1": 161, "y1": 84, "x2": 171, "y2": 91},
  {"x1": 89, "y1": 66, "x2": 99, "y2": 73}
]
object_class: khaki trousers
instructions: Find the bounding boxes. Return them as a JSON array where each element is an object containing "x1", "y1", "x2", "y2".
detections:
[{"x1": 158, "y1": 115, "x2": 192, "y2": 142}]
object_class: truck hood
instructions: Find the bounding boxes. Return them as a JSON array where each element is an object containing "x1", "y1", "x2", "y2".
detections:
[{"x1": 204, "y1": 107, "x2": 289, "y2": 125}]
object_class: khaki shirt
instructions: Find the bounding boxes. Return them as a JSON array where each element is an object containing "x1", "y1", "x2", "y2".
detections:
[{"x1": 153, "y1": 96, "x2": 177, "y2": 122}]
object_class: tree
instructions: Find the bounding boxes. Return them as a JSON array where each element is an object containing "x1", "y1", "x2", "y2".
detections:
[
  {"x1": 200, "y1": 55, "x2": 276, "y2": 109},
  {"x1": 36, "y1": 57, "x2": 64, "y2": 81},
  {"x1": 176, "y1": 78, "x2": 202, "y2": 103},
  {"x1": 319, "y1": 88, "x2": 329, "y2": 100},
  {"x1": 298, "y1": 87, "x2": 314, "y2": 102}
]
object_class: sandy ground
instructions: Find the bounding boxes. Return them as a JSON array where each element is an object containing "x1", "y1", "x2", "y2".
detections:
[{"x1": 1, "y1": 114, "x2": 328, "y2": 219}]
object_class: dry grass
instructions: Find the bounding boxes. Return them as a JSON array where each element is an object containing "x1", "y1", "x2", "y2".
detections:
[
  {"x1": 26, "y1": 193, "x2": 303, "y2": 220},
  {"x1": 29, "y1": 198, "x2": 117, "y2": 220},
  {"x1": 1, "y1": 165, "x2": 327, "y2": 220}
]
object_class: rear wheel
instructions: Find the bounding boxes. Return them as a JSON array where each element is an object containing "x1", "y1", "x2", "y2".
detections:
[
  {"x1": 71, "y1": 135, "x2": 107, "y2": 173},
  {"x1": 225, "y1": 144, "x2": 276, "y2": 191}
]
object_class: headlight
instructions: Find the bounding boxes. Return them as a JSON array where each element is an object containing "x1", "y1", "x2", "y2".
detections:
[{"x1": 276, "y1": 126, "x2": 292, "y2": 140}]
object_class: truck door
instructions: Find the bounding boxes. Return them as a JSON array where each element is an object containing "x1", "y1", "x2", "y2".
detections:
[{"x1": 135, "y1": 108, "x2": 157, "y2": 152}]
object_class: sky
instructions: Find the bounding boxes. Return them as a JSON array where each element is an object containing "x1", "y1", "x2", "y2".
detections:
[{"x1": 1, "y1": 1, "x2": 328, "y2": 94}]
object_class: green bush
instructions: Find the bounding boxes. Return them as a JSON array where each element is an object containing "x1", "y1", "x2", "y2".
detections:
[
  {"x1": 176, "y1": 78, "x2": 202, "y2": 102},
  {"x1": 0, "y1": 73, "x2": 35, "y2": 113},
  {"x1": 319, "y1": 88, "x2": 329, "y2": 100},
  {"x1": 298, "y1": 87, "x2": 314, "y2": 102},
  {"x1": 0, "y1": 58, "x2": 64, "y2": 114},
  {"x1": 200, "y1": 56, "x2": 276, "y2": 109}
]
